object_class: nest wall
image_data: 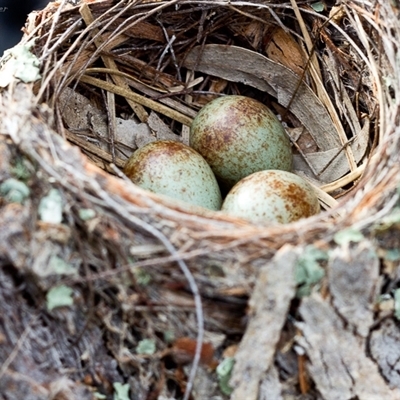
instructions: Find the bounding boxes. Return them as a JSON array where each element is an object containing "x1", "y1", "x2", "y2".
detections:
[{"x1": 1, "y1": 0, "x2": 400, "y2": 399}]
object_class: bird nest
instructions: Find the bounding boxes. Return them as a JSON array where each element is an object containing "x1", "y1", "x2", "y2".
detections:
[{"x1": 1, "y1": 0, "x2": 400, "y2": 399}]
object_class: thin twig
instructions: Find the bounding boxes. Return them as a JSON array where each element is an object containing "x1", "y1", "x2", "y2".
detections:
[
  {"x1": 79, "y1": 74, "x2": 193, "y2": 126},
  {"x1": 0, "y1": 314, "x2": 40, "y2": 380}
]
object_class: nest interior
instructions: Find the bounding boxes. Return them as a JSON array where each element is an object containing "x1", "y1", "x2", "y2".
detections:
[{"x1": 1, "y1": 0, "x2": 400, "y2": 399}]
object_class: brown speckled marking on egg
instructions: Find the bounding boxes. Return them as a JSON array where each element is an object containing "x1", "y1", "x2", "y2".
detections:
[
  {"x1": 124, "y1": 140, "x2": 222, "y2": 210},
  {"x1": 190, "y1": 95, "x2": 292, "y2": 190},
  {"x1": 124, "y1": 140, "x2": 187, "y2": 184},
  {"x1": 221, "y1": 170, "x2": 320, "y2": 224}
]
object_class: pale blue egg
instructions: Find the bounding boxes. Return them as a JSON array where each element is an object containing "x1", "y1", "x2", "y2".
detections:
[
  {"x1": 221, "y1": 170, "x2": 320, "y2": 223},
  {"x1": 190, "y1": 96, "x2": 292, "y2": 190},
  {"x1": 124, "y1": 140, "x2": 222, "y2": 211}
]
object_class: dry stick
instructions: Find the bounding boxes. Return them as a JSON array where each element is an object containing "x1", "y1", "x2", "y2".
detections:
[
  {"x1": 348, "y1": 8, "x2": 386, "y2": 144},
  {"x1": 34, "y1": 6, "x2": 84, "y2": 104},
  {"x1": 298, "y1": 353, "x2": 310, "y2": 395},
  {"x1": 182, "y1": 70, "x2": 194, "y2": 145},
  {"x1": 317, "y1": 137, "x2": 358, "y2": 177},
  {"x1": 206, "y1": 1, "x2": 373, "y2": 79},
  {"x1": 40, "y1": 19, "x2": 83, "y2": 60},
  {"x1": 290, "y1": 0, "x2": 358, "y2": 173},
  {"x1": 127, "y1": 78, "x2": 198, "y2": 118},
  {"x1": 79, "y1": 74, "x2": 193, "y2": 126},
  {"x1": 52, "y1": 0, "x2": 133, "y2": 100},
  {"x1": 289, "y1": 6, "x2": 376, "y2": 137},
  {"x1": 101, "y1": 85, "x2": 116, "y2": 164},
  {"x1": 76, "y1": 170, "x2": 205, "y2": 400},
  {"x1": 103, "y1": 81, "x2": 117, "y2": 164},
  {"x1": 289, "y1": 0, "x2": 322, "y2": 81},
  {"x1": 157, "y1": 34, "x2": 176, "y2": 72},
  {"x1": 40, "y1": 0, "x2": 69, "y2": 57},
  {"x1": 79, "y1": 3, "x2": 149, "y2": 122},
  {"x1": 291, "y1": 142, "x2": 337, "y2": 207},
  {"x1": 320, "y1": 160, "x2": 369, "y2": 193},
  {"x1": 0, "y1": 314, "x2": 40, "y2": 380},
  {"x1": 85, "y1": 67, "x2": 170, "y2": 94},
  {"x1": 64, "y1": 130, "x2": 126, "y2": 168},
  {"x1": 86, "y1": 66, "x2": 202, "y2": 98},
  {"x1": 66, "y1": 224, "x2": 281, "y2": 287},
  {"x1": 158, "y1": 18, "x2": 182, "y2": 81},
  {"x1": 295, "y1": 6, "x2": 371, "y2": 67},
  {"x1": 27, "y1": 145, "x2": 204, "y2": 400},
  {"x1": 308, "y1": 182, "x2": 338, "y2": 210},
  {"x1": 36, "y1": 15, "x2": 104, "y2": 102}
]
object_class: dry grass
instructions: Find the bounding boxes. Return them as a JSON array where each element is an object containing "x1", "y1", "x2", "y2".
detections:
[{"x1": 1, "y1": 0, "x2": 400, "y2": 398}]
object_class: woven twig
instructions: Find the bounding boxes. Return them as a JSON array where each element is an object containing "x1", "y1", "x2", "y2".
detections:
[{"x1": 1, "y1": 1, "x2": 400, "y2": 399}]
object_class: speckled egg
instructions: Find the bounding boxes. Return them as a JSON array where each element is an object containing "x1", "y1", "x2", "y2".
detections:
[
  {"x1": 123, "y1": 140, "x2": 222, "y2": 210},
  {"x1": 221, "y1": 170, "x2": 320, "y2": 224},
  {"x1": 190, "y1": 95, "x2": 292, "y2": 189}
]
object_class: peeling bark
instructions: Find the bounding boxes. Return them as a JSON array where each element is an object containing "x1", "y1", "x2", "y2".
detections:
[
  {"x1": 230, "y1": 245, "x2": 297, "y2": 400},
  {"x1": 328, "y1": 241, "x2": 379, "y2": 337},
  {"x1": 298, "y1": 294, "x2": 400, "y2": 400},
  {"x1": 370, "y1": 318, "x2": 400, "y2": 390}
]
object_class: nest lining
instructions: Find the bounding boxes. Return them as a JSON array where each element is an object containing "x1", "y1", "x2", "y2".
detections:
[
  {"x1": 1, "y1": 0, "x2": 400, "y2": 399},
  {"x1": 27, "y1": 0, "x2": 394, "y2": 230},
  {"x1": 36, "y1": 0, "x2": 379, "y2": 197}
]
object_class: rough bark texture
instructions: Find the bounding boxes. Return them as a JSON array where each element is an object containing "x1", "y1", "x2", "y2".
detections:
[
  {"x1": 370, "y1": 319, "x2": 400, "y2": 391},
  {"x1": 328, "y1": 242, "x2": 379, "y2": 338},
  {"x1": 230, "y1": 246, "x2": 297, "y2": 400},
  {"x1": 298, "y1": 294, "x2": 398, "y2": 400},
  {"x1": 1, "y1": 0, "x2": 400, "y2": 399}
]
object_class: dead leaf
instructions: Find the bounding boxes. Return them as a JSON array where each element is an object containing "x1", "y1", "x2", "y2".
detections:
[
  {"x1": 228, "y1": 9, "x2": 272, "y2": 51},
  {"x1": 209, "y1": 78, "x2": 228, "y2": 95},
  {"x1": 291, "y1": 117, "x2": 369, "y2": 182},
  {"x1": 111, "y1": 20, "x2": 165, "y2": 42},
  {"x1": 59, "y1": 88, "x2": 156, "y2": 160},
  {"x1": 265, "y1": 27, "x2": 306, "y2": 76},
  {"x1": 147, "y1": 111, "x2": 181, "y2": 142},
  {"x1": 183, "y1": 45, "x2": 368, "y2": 183},
  {"x1": 171, "y1": 337, "x2": 216, "y2": 367},
  {"x1": 183, "y1": 44, "x2": 340, "y2": 151}
]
